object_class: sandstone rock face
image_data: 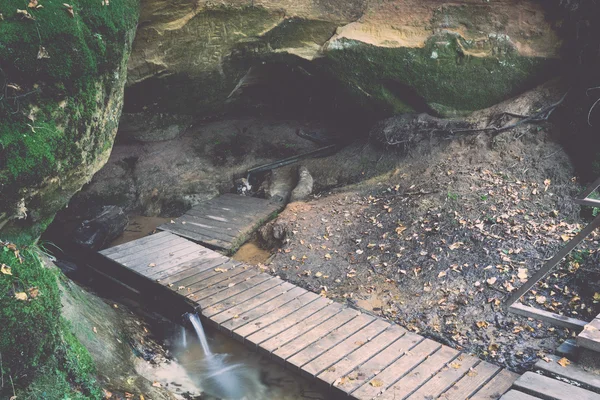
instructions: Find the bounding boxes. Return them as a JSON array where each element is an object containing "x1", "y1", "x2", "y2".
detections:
[{"x1": 126, "y1": 0, "x2": 561, "y2": 119}]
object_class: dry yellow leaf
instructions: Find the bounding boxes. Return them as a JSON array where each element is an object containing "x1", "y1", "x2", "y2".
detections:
[
  {"x1": 449, "y1": 242, "x2": 464, "y2": 250},
  {"x1": 1, "y1": 264, "x2": 12, "y2": 275},
  {"x1": 27, "y1": 287, "x2": 39, "y2": 298},
  {"x1": 148, "y1": 263, "x2": 156, "y2": 267},
  {"x1": 152, "y1": 381, "x2": 161, "y2": 387},
  {"x1": 486, "y1": 277, "x2": 497, "y2": 285},
  {"x1": 517, "y1": 268, "x2": 528, "y2": 281},
  {"x1": 369, "y1": 378, "x2": 384, "y2": 387},
  {"x1": 557, "y1": 357, "x2": 571, "y2": 367},
  {"x1": 14, "y1": 292, "x2": 27, "y2": 301},
  {"x1": 438, "y1": 271, "x2": 447, "y2": 278}
]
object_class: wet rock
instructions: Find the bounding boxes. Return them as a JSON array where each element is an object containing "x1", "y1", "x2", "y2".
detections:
[
  {"x1": 290, "y1": 166, "x2": 314, "y2": 202},
  {"x1": 119, "y1": 112, "x2": 193, "y2": 142},
  {"x1": 73, "y1": 206, "x2": 129, "y2": 250}
]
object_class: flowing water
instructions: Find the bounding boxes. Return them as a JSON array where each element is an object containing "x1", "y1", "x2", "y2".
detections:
[{"x1": 184, "y1": 313, "x2": 266, "y2": 399}]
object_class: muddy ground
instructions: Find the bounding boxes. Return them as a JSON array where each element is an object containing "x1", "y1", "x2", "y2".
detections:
[{"x1": 255, "y1": 125, "x2": 600, "y2": 373}]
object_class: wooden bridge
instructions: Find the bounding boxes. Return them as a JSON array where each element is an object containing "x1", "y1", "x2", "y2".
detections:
[{"x1": 96, "y1": 194, "x2": 600, "y2": 400}]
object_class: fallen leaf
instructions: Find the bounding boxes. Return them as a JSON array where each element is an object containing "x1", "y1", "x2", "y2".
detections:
[
  {"x1": 15, "y1": 292, "x2": 27, "y2": 301},
  {"x1": 449, "y1": 242, "x2": 464, "y2": 250},
  {"x1": 1, "y1": 264, "x2": 12, "y2": 275},
  {"x1": 535, "y1": 295, "x2": 547, "y2": 305},
  {"x1": 486, "y1": 277, "x2": 497, "y2": 285},
  {"x1": 28, "y1": 0, "x2": 37, "y2": 8},
  {"x1": 557, "y1": 357, "x2": 571, "y2": 367},
  {"x1": 103, "y1": 388, "x2": 113, "y2": 399},
  {"x1": 369, "y1": 379, "x2": 384, "y2": 387},
  {"x1": 148, "y1": 263, "x2": 156, "y2": 267},
  {"x1": 16, "y1": 9, "x2": 34, "y2": 19},
  {"x1": 27, "y1": 287, "x2": 39, "y2": 298},
  {"x1": 438, "y1": 271, "x2": 447, "y2": 278},
  {"x1": 152, "y1": 381, "x2": 161, "y2": 387},
  {"x1": 476, "y1": 321, "x2": 489, "y2": 329},
  {"x1": 324, "y1": 253, "x2": 331, "y2": 260},
  {"x1": 63, "y1": 3, "x2": 74, "y2": 17},
  {"x1": 517, "y1": 268, "x2": 528, "y2": 281},
  {"x1": 449, "y1": 362, "x2": 461, "y2": 369},
  {"x1": 140, "y1": 395, "x2": 145, "y2": 400},
  {"x1": 315, "y1": 271, "x2": 323, "y2": 278},
  {"x1": 93, "y1": 326, "x2": 97, "y2": 333},
  {"x1": 214, "y1": 267, "x2": 227, "y2": 273}
]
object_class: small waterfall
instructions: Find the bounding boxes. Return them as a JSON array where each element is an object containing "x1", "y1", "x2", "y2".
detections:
[
  {"x1": 188, "y1": 313, "x2": 212, "y2": 356},
  {"x1": 181, "y1": 325, "x2": 187, "y2": 348},
  {"x1": 184, "y1": 312, "x2": 266, "y2": 399}
]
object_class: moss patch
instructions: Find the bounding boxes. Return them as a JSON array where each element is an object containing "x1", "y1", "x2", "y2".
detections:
[
  {"x1": 0, "y1": 241, "x2": 101, "y2": 398},
  {"x1": 0, "y1": 0, "x2": 139, "y2": 220}
]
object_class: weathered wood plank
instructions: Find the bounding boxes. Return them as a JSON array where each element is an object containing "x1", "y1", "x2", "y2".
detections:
[
  {"x1": 223, "y1": 287, "x2": 309, "y2": 334},
  {"x1": 317, "y1": 325, "x2": 407, "y2": 385},
  {"x1": 471, "y1": 369, "x2": 520, "y2": 400},
  {"x1": 407, "y1": 354, "x2": 480, "y2": 400},
  {"x1": 514, "y1": 371, "x2": 600, "y2": 400},
  {"x1": 509, "y1": 303, "x2": 587, "y2": 330},
  {"x1": 202, "y1": 276, "x2": 284, "y2": 319},
  {"x1": 149, "y1": 251, "x2": 225, "y2": 281},
  {"x1": 130, "y1": 247, "x2": 208, "y2": 277},
  {"x1": 286, "y1": 314, "x2": 376, "y2": 372},
  {"x1": 169, "y1": 220, "x2": 238, "y2": 241},
  {"x1": 157, "y1": 257, "x2": 232, "y2": 286},
  {"x1": 379, "y1": 346, "x2": 460, "y2": 399},
  {"x1": 578, "y1": 318, "x2": 600, "y2": 352},
  {"x1": 125, "y1": 243, "x2": 206, "y2": 273},
  {"x1": 177, "y1": 214, "x2": 241, "y2": 233},
  {"x1": 302, "y1": 319, "x2": 391, "y2": 378},
  {"x1": 100, "y1": 231, "x2": 171, "y2": 256},
  {"x1": 197, "y1": 273, "x2": 273, "y2": 309},
  {"x1": 333, "y1": 332, "x2": 423, "y2": 395},
  {"x1": 168, "y1": 267, "x2": 255, "y2": 300},
  {"x1": 534, "y1": 354, "x2": 600, "y2": 394},
  {"x1": 253, "y1": 302, "x2": 343, "y2": 353},
  {"x1": 500, "y1": 390, "x2": 542, "y2": 400},
  {"x1": 239, "y1": 296, "x2": 329, "y2": 345},
  {"x1": 273, "y1": 308, "x2": 363, "y2": 365},
  {"x1": 159, "y1": 223, "x2": 232, "y2": 250},
  {"x1": 169, "y1": 261, "x2": 247, "y2": 291},
  {"x1": 351, "y1": 339, "x2": 441, "y2": 399},
  {"x1": 210, "y1": 281, "x2": 296, "y2": 325},
  {"x1": 106, "y1": 234, "x2": 182, "y2": 260},
  {"x1": 441, "y1": 360, "x2": 500, "y2": 400},
  {"x1": 189, "y1": 269, "x2": 260, "y2": 302}
]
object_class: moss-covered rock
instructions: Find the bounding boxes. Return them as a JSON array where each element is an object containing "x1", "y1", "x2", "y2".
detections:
[
  {"x1": 0, "y1": 0, "x2": 139, "y2": 240},
  {"x1": 124, "y1": 0, "x2": 562, "y2": 122},
  {"x1": 0, "y1": 241, "x2": 101, "y2": 398}
]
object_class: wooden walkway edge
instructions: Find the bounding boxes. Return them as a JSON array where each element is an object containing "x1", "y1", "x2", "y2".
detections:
[{"x1": 98, "y1": 231, "x2": 518, "y2": 399}]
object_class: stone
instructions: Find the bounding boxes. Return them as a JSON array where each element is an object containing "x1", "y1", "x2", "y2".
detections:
[
  {"x1": 290, "y1": 166, "x2": 314, "y2": 202},
  {"x1": 125, "y1": 0, "x2": 562, "y2": 119},
  {"x1": 73, "y1": 206, "x2": 129, "y2": 251},
  {"x1": 118, "y1": 112, "x2": 193, "y2": 142}
]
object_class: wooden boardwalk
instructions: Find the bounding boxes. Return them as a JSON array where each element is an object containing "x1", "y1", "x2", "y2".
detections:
[
  {"x1": 157, "y1": 193, "x2": 281, "y2": 253},
  {"x1": 99, "y1": 230, "x2": 522, "y2": 399},
  {"x1": 578, "y1": 314, "x2": 600, "y2": 353}
]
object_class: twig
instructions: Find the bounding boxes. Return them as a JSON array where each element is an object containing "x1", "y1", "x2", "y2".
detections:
[
  {"x1": 587, "y1": 86, "x2": 600, "y2": 126},
  {"x1": 9, "y1": 375, "x2": 15, "y2": 399}
]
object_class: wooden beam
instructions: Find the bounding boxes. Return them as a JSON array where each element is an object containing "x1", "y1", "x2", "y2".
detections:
[
  {"x1": 508, "y1": 303, "x2": 587, "y2": 330},
  {"x1": 505, "y1": 213, "x2": 600, "y2": 307},
  {"x1": 574, "y1": 198, "x2": 600, "y2": 207}
]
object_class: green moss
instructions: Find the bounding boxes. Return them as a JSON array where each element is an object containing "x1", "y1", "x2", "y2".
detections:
[
  {"x1": 317, "y1": 35, "x2": 559, "y2": 116},
  {"x1": 0, "y1": 0, "x2": 139, "y2": 218},
  {"x1": 0, "y1": 242, "x2": 101, "y2": 398}
]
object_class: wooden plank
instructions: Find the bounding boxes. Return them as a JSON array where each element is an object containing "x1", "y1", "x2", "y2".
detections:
[
  {"x1": 332, "y1": 332, "x2": 423, "y2": 395},
  {"x1": 252, "y1": 302, "x2": 343, "y2": 352},
  {"x1": 302, "y1": 319, "x2": 391, "y2": 378},
  {"x1": 500, "y1": 390, "x2": 542, "y2": 400},
  {"x1": 317, "y1": 325, "x2": 407, "y2": 385},
  {"x1": 210, "y1": 281, "x2": 296, "y2": 325},
  {"x1": 236, "y1": 295, "x2": 327, "y2": 344},
  {"x1": 124, "y1": 242, "x2": 206, "y2": 273},
  {"x1": 350, "y1": 339, "x2": 441, "y2": 399},
  {"x1": 99, "y1": 231, "x2": 171, "y2": 256},
  {"x1": 509, "y1": 303, "x2": 587, "y2": 330},
  {"x1": 441, "y1": 361, "x2": 501, "y2": 400},
  {"x1": 105, "y1": 234, "x2": 182, "y2": 260},
  {"x1": 578, "y1": 319, "x2": 600, "y2": 352},
  {"x1": 378, "y1": 346, "x2": 460, "y2": 399},
  {"x1": 197, "y1": 273, "x2": 273, "y2": 309},
  {"x1": 407, "y1": 354, "x2": 480, "y2": 400},
  {"x1": 202, "y1": 276, "x2": 284, "y2": 318},
  {"x1": 170, "y1": 219, "x2": 238, "y2": 241},
  {"x1": 505, "y1": 213, "x2": 600, "y2": 307},
  {"x1": 157, "y1": 256, "x2": 231, "y2": 286},
  {"x1": 130, "y1": 247, "x2": 209, "y2": 277},
  {"x1": 470, "y1": 369, "x2": 521, "y2": 400},
  {"x1": 158, "y1": 224, "x2": 232, "y2": 249},
  {"x1": 287, "y1": 314, "x2": 376, "y2": 372},
  {"x1": 273, "y1": 309, "x2": 364, "y2": 366},
  {"x1": 149, "y1": 251, "x2": 224, "y2": 281},
  {"x1": 178, "y1": 214, "x2": 240, "y2": 232},
  {"x1": 513, "y1": 371, "x2": 600, "y2": 400},
  {"x1": 577, "y1": 177, "x2": 600, "y2": 200},
  {"x1": 186, "y1": 206, "x2": 257, "y2": 224},
  {"x1": 178, "y1": 263, "x2": 251, "y2": 291},
  {"x1": 534, "y1": 354, "x2": 600, "y2": 394},
  {"x1": 222, "y1": 287, "x2": 309, "y2": 334},
  {"x1": 190, "y1": 269, "x2": 262, "y2": 302}
]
